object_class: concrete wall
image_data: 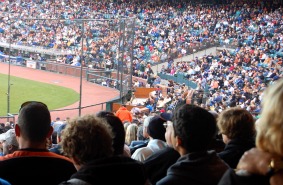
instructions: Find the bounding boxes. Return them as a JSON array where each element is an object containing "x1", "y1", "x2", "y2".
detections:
[{"x1": 151, "y1": 46, "x2": 235, "y2": 74}]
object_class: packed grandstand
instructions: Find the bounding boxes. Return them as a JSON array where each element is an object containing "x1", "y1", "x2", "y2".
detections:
[{"x1": 0, "y1": 0, "x2": 282, "y2": 116}]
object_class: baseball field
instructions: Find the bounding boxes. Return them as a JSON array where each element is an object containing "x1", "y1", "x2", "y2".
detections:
[{"x1": 0, "y1": 73, "x2": 79, "y2": 116}]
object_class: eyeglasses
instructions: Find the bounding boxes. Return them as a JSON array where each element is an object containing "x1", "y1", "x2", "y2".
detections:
[
  {"x1": 19, "y1": 101, "x2": 48, "y2": 112},
  {"x1": 163, "y1": 121, "x2": 173, "y2": 129}
]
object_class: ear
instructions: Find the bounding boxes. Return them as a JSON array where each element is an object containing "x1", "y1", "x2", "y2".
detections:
[
  {"x1": 175, "y1": 136, "x2": 182, "y2": 148},
  {"x1": 15, "y1": 124, "x2": 20, "y2": 137},
  {"x1": 46, "y1": 126, "x2": 54, "y2": 138}
]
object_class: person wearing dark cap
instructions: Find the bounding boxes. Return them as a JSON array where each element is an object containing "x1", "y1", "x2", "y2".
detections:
[
  {"x1": 144, "y1": 113, "x2": 180, "y2": 185},
  {"x1": 157, "y1": 104, "x2": 229, "y2": 185},
  {"x1": 131, "y1": 116, "x2": 167, "y2": 162},
  {"x1": 159, "y1": 112, "x2": 173, "y2": 122},
  {"x1": 0, "y1": 101, "x2": 76, "y2": 185}
]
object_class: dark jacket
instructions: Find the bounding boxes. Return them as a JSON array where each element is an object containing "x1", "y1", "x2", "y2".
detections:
[
  {"x1": 218, "y1": 168, "x2": 269, "y2": 185},
  {"x1": 144, "y1": 147, "x2": 180, "y2": 185},
  {"x1": 157, "y1": 151, "x2": 229, "y2": 185},
  {"x1": 59, "y1": 156, "x2": 147, "y2": 185},
  {"x1": 130, "y1": 139, "x2": 149, "y2": 155},
  {"x1": 0, "y1": 150, "x2": 76, "y2": 185},
  {"x1": 217, "y1": 138, "x2": 255, "y2": 169}
]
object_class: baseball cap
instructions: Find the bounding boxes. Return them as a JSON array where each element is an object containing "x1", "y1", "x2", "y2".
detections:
[
  {"x1": 147, "y1": 116, "x2": 166, "y2": 141},
  {"x1": 160, "y1": 112, "x2": 173, "y2": 121}
]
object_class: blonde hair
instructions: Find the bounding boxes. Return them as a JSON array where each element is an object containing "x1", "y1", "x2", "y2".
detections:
[
  {"x1": 256, "y1": 79, "x2": 283, "y2": 156},
  {"x1": 125, "y1": 123, "x2": 138, "y2": 145}
]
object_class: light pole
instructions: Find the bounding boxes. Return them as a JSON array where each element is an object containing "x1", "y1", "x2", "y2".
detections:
[
  {"x1": 7, "y1": 15, "x2": 12, "y2": 116},
  {"x1": 78, "y1": 20, "x2": 84, "y2": 116}
]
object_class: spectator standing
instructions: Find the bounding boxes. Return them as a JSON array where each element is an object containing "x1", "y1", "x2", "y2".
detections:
[
  {"x1": 0, "y1": 101, "x2": 76, "y2": 185},
  {"x1": 116, "y1": 104, "x2": 133, "y2": 123}
]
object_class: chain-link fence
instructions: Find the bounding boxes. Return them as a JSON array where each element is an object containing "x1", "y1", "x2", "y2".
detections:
[{"x1": 0, "y1": 15, "x2": 135, "y2": 116}]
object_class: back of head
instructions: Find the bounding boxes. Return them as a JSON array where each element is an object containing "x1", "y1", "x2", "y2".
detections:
[
  {"x1": 173, "y1": 104, "x2": 216, "y2": 152},
  {"x1": 143, "y1": 116, "x2": 154, "y2": 128},
  {"x1": 96, "y1": 111, "x2": 125, "y2": 155},
  {"x1": 17, "y1": 101, "x2": 51, "y2": 142},
  {"x1": 147, "y1": 116, "x2": 166, "y2": 141},
  {"x1": 125, "y1": 124, "x2": 138, "y2": 145},
  {"x1": 61, "y1": 114, "x2": 114, "y2": 165},
  {"x1": 5, "y1": 129, "x2": 18, "y2": 147},
  {"x1": 217, "y1": 107, "x2": 255, "y2": 140},
  {"x1": 256, "y1": 79, "x2": 283, "y2": 156}
]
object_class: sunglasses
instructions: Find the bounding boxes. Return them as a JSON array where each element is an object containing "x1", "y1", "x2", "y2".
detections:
[{"x1": 19, "y1": 101, "x2": 48, "y2": 112}]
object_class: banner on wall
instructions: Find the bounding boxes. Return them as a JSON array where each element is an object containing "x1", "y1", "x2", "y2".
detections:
[{"x1": 26, "y1": 60, "x2": 36, "y2": 69}]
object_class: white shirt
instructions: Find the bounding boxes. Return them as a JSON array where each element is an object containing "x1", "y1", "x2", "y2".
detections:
[{"x1": 131, "y1": 139, "x2": 167, "y2": 162}]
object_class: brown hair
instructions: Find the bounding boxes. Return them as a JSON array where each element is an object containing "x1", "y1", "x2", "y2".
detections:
[
  {"x1": 217, "y1": 107, "x2": 255, "y2": 140},
  {"x1": 61, "y1": 114, "x2": 114, "y2": 165}
]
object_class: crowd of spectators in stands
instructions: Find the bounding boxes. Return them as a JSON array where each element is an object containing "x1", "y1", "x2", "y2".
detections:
[
  {"x1": 0, "y1": 0, "x2": 280, "y2": 71},
  {"x1": 0, "y1": 0, "x2": 282, "y2": 185},
  {"x1": 0, "y1": 0, "x2": 282, "y2": 119},
  {"x1": 0, "y1": 76, "x2": 282, "y2": 184}
]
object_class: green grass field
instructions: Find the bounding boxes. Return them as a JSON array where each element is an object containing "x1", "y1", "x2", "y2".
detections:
[{"x1": 0, "y1": 74, "x2": 79, "y2": 116}]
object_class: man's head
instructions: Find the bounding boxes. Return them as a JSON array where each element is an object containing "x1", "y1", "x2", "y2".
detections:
[
  {"x1": 0, "y1": 129, "x2": 19, "y2": 155},
  {"x1": 147, "y1": 116, "x2": 166, "y2": 142},
  {"x1": 61, "y1": 114, "x2": 113, "y2": 168},
  {"x1": 96, "y1": 111, "x2": 125, "y2": 156},
  {"x1": 16, "y1": 101, "x2": 53, "y2": 146},
  {"x1": 142, "y1": 116, "x2": 154, "y2": 139},
  {"x1": 171, "y1": 104, "x2": 216, "y2": 155}
]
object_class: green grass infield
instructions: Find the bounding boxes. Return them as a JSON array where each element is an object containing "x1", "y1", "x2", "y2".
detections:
[{"x1": 0, "y1": 73, "x2": 79, "y2": 116}]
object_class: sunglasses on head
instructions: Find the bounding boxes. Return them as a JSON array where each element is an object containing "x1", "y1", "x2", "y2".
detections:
[{"x1": 19, "y1": 101, "x2": 48, "y2": 112}]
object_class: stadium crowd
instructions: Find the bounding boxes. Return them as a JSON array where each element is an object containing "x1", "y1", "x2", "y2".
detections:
[
  {"x1": 0, "y1": 0, "x2": 282, "y2": 117},
  {"x1": 0, "y1": 77, "x2": 282, "y2": 184},
  {"x1": 0, "y1": 1, "x2": 282, "y2": 184}
]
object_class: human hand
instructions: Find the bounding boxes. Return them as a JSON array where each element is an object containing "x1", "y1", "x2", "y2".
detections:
[
  {"x1": 237, "y1": 148, "x2": 272, "y2": 175},
  {"x1": 270, "y1": 171, "x2": 283, "y2": 185}
]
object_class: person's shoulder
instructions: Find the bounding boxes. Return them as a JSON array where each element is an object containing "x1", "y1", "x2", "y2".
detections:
[
  {"x1": 45, "y1": 151, "x2": 73, "y2": 163},
  {"x1": 144, "y1": 147, "x2": 179, "y2": 164},
  {"x1": 0, "y1": 178, "x2": 11, "y2": 185},
  {"x1": 59, "y1": 178, "x2": 91, "y2": 185},
  {"x1": 0, "y1": 150, "x2": 73, "y2": 163}
]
